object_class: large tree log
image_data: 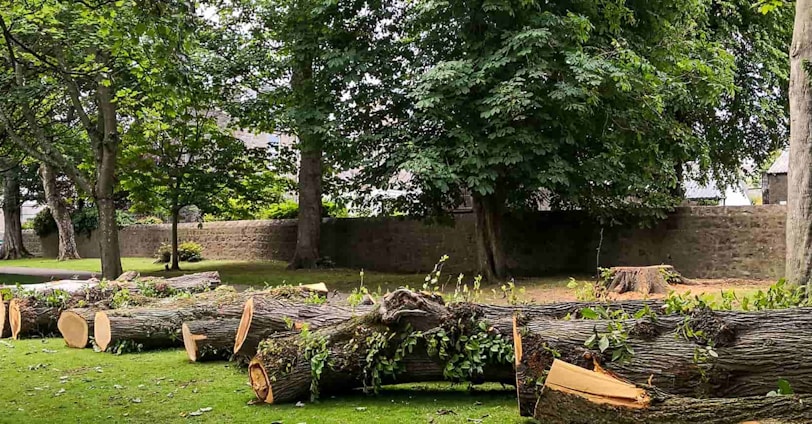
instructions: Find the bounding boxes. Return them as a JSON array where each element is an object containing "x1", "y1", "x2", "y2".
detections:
[
  {"x1": 233, "y1": 295, "x2": 373, "y2": 359},
  {"x1": 95, "y1": 284, "x2": 329, "y2": 353},
  {"x1": 9, "y1": 297, "x2": 60, "y2": 339},
  {"x1": 182, "y1": 318, "x2": 241, "y2": 362},
  {"x1": 245, "y1": 290, "x2": 664, "y2": 405},
  {"x1": 514, "y1": 307, "x2": 812, "y2": 416},
  {"x1": 534, "y1": 359, "x2": 812, "y2": 424}
]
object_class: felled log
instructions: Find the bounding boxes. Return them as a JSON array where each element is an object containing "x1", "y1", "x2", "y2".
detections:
[
  {"x1": 57, "y1": 308, "x2": 98, "y2": 348},
  {"x1": 602, "y1": 265, "x2": 689, "y2": 295},
  {"x1": 534, "y1": 359, "x2": 812, "y2": 424},
  {"x1": 9, "y1": 272, "x2": 223, "y2": 340},
  {"x1": 182, "y1": 318, "x2": 241, "y2": 362},
  {"x1": 233, "y1": 296, "x2": 373, "y2": 359},
  {"x1": 514, "y1": 307, "x2": 812, "y2": 416},
  {"x1": 0, "y1": 300, "x2": 10, "y2": 338},
  {"x1": 95, "y1": 284, "x2": 330, "y2": 353}
]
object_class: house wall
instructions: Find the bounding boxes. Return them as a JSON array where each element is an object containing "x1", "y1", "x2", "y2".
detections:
[
  {"x1": 25, "y1": 205, "x2": 787, "y2": 279},
  {"x1": 763, "y1": 174, "x2": 788, "y2": 205}
]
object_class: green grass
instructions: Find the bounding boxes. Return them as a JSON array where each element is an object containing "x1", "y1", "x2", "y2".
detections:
[
  {"x1": 0, "y1": 339, "x2": 530, "y2": 424},
  {"x1": 0, "y1": 274, "x2": 45, "y2": 285}
]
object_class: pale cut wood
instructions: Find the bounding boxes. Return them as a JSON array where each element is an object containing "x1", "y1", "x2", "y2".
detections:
[
  {"x1": 182, "y1": 318, "x2": 241, "y2": 362},
  {"x1": 58, "y1": 309, "x2": 97, "y2": 348},
  {"x1": 545, "y1": 359, "x2": 649, "y2": 407}
]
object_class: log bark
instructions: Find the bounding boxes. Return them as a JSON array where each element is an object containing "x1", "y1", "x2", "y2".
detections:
[
  {"x1": 233, "y1": 295, "x2": 372, "y2": 359},
  {"x1": 39, "y1": 163, "x2": 80, "y2": 260},
  {"x1": 9, "y1": 272, "x2": 221, "y2": 340},
  {"x1": 9, "y1": 297, "x2": 60, "y2": 339},
  {"x1": 787, "y1": 0, "x2": 812, "y2": 287},
  {"x1": 58, "y1": 308, "x2": 98, "y2": 348},
  {"x1": 95, "y1": 284, "x2": 326, "y2": 353},
  {"x1": 514, "y1": 307, "x2": 812, "y2": 416},
  {"x1": 246, "y1": 290, "x2": 664, "y2": 405},
  {"x1": 182, "y1": 318, "x2": 241, "y2": 362},
  {"x1": 534, "y1": 359, "x2": 812, "y2": 424}
]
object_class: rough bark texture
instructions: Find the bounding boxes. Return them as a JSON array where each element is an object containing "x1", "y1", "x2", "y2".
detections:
[
  {"x1": 536, "y1": 383, "x2": 812, "y2": 424},
  {"x1": 472, "y1": 192, "x2": 507, "y2": 281},
  {"x1": 39, "y1": 163, "x2": 80, "y2": 260},
  {"x1": 1, "y1": 164, "x2": 30, "y2": 260},
  {"x1": 9, "y1": 297, "x2": 60, "y2": 339},
  {"x1": 288, "y1": 54, "x2": 322, "y2": 270},
  {"x1": 233, "y1": 296, "x2": 372, "y2": 359},
  {"x1": 515, "y1": 307, "x2": 812, "y2": 416},
  {"x1": 788, "y1": 0, "x2": 812, "y2": 287},
  {"x1": 9, "y1": 272, "x2": 221, "y2": 339},
  {"x1": 246, "y1": 290, "x2": 665, "y2": 405},
  {"x1": 182, "y1": 318, "x2": 241, "y2": 362},
  {"x1": 603, "y1": 265, "x2": 687, "y2": 295}
]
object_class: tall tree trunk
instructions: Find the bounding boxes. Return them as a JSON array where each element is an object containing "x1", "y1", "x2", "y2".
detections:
[
  {"x1": 94, "y1": 76, "x2": 123, "y2": 280},
  {"x1": 171, "y1": 207, "x2": 180, "y2": 271},
  {"x1": 472, "y1": 192, "x2": 507, "y2": 281},
  {"x1": 788, "y1": 1, "x2": 812, "y2": 287},
  {"x1": 1, "y1": 164, "x2": 30, "y2": 260},
  {"x1": 38, "y1": 163, "x2": 80, "y2": 260},
  {"x1": 288, "y1": 54, "x2": 322, "y2": 270}
]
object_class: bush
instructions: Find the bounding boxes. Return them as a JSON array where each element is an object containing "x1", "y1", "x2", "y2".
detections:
[
  {"x1": 155, "y1": 241, "x2": 204, "y2": 263},
  {"x1": 135, "y1": 216, "x2": 164, "y2": 225},
  {"x1": 258, "y1": 200, "x2": 348, "y2": 220},
  {"x1": 72, "y1": 207, "x2": 136, "y2": 237},
  {"x1": 30, "y1": 208, "x2": 58, "y2": 237}
]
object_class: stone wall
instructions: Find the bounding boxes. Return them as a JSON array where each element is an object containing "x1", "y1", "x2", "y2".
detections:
[{"x1": 28, "y1": 206, "x2": 787, "y2": 279}]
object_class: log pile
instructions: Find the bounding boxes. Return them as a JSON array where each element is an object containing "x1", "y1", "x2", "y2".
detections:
[{"x1": 6, "y1": 271, "x2": 221, "y2": 340}]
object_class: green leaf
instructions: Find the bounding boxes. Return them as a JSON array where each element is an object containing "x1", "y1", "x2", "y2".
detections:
[
  {"x1": 598, "y1": 335, "x2": 610, "y2": 353},
  {"x1": 580, "y1": 308, "x2": 598, "y2": 320}
]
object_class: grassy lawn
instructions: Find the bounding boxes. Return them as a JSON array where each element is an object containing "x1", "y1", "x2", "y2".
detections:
[
  {"x1": 0, "y1": 273, "x2": 46, "y2": 285},
  {"x1": 0, "y1": 339, "x2": 529, "y2": 424},
  {"x1": 0, "y1": 257, "x2": 576, "y2": 300}
]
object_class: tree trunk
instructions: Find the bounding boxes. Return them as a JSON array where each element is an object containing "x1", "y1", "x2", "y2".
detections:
[
  {"x1": 1, "y1": 164, "x2": 30, "y2": 259},
  {"x1": 514, "y1": 307, "x2": 812, "y2": 416},
  {"x1": 472, "y1": 192, "x2": 507, "y2": 281},
  {"x1": 288, "y1": 54, "x2": 323, "y2": 270},
  {"x1": 602, "y1": 265, "x2": 690, "y2": 295},
  {"x1": 182, "y1": 318, "x2": 241, "y2": 362},
  {"x1": 534, "y1": 359, "x2": 812, "y2": 424},
  {"x1": 788, "y1": 0, "x2": 812, "y2": 287},
  {"x1": 0, "y1": 300, "x2": 10, "y2": 338},
  {"x1": 233, "y1": 296, "x2": 372, "y2": 359},
  {"x1": 39, "y1": 163, "x2": 80, "y2": 260},
  {"x1": 170, "y1": 207, "x2": 180, "y2": 271},
  {"x1": 8, "y1": 298, "x2": 60, "y2": 339}
]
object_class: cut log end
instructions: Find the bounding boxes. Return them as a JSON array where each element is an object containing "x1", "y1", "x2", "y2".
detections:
[
  {"x1": 58, "y1": 311, "x2": 89, "y2": 348},
  {"x1": 9, "y1": 298, "x2": 22, "y2": 339},
  {"x1": 182, "y1": 323, "x2": 208, "y2": 362},
  {"x1": 94, "y1": 311, "x2": 111, "y2": 351},
  {"x1": 248, "y1": 358, "x2": 273, "y2": 404},
  {"x1": 233, "y1": 297, "x2": 255, "y2": 355},
  {"x1": 544, "y1": 359, "x2": 650, "y2": 409}
]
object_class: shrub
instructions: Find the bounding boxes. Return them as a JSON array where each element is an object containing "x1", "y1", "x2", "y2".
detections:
[
  {"x1": 155, "y1": 241, "x2": 204, "y2": 263},
  {"x1": 30, "y1": 208, "x2": 58, "y2": 236},
  {"x1": 178, "y1": 241, "x2": 204, "y2": 262},
  {"x1": 258, "y1": 200, "x2": 348, "y2": 220},
  {"x1": 135, "y1": 216, "x2": 163, "y2": 225}
]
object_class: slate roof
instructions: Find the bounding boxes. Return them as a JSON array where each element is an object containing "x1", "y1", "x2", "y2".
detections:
[{"x1": 766, "y1": 150, "x2": 789, "y2": 174}]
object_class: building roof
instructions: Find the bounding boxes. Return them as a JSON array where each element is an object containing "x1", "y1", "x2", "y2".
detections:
[
  {"x1": 766, "y1": 150, "x2": 789, "y2": 174},
  {"x1": 684, "y1": 179, "x2": 723, "y2": 200}
]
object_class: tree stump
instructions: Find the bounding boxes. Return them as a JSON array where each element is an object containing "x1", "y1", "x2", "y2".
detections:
[{"x1": 603, "y1": 265, "x2": 688, "y2": 295}]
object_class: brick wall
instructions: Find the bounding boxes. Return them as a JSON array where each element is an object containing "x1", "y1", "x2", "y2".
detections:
[{"x1": 28, "y1": 206, "x2": 787, "y2": 279}]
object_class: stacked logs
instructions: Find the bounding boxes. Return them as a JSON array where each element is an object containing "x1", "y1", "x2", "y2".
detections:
[{"x1": 4, "y1": 271, "x2": 221, "y2": 340}]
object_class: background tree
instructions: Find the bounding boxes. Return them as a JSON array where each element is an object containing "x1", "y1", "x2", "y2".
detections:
[
  {"x1": 0, "y1": 156, "x2": 33, "y2": 259},
  {"x1": 788, "y1": 0, "x2": 812, "y2": 286},
  {"x1": 355, "y1": 0, "x2": 788, "y2": 281},
  {"x1": 209, "y1": 0, "x2": 401, "y2": 269},
  {"x1": 0, "y1": 0, "x2": 196, "y2": 278},
  {"x1": 38, "y1": 162, "x2": 80, "y2": 260}
]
